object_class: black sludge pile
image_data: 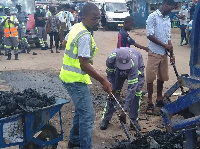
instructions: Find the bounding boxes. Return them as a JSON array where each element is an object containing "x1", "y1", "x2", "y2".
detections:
[
  {"x1": 0, "y1": 88, "x2": 56, "y2": 119},
  {"x1": 112, "y1": 129, "x2": 184, "y2": 149}
]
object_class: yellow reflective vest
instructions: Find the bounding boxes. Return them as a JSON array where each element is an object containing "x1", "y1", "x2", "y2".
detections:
[
  {"x1": 59, "y1": 23, "x2": 98, "y2": 84},
  {"x1": 3, "y1": 16, "x2": 18, "y2": 37}
]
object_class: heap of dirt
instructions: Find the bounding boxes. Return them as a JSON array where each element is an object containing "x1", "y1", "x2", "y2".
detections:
[
  {"x1": 111, "y1": 129, "x2": 183, "y2": 149},
  {"x1": 0, "y1": 88, "x2": 56, "y2": 118}
]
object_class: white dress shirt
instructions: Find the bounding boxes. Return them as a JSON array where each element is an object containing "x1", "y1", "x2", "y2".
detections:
[{"x1": 146, "y1": 9, "x2": 171, "y2": 55}]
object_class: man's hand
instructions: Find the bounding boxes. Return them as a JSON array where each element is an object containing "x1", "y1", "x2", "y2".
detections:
[
  {"x1": 101, "y1": 79, "x2": 112, "y2": 95},
  {"x1": 8, "y1": 20, "x2": 13, "y2": 24},
  {"x1": 38, "y1": 17, "x2": 43, "y2": 20},
  {"x1": 165, "y1": 44, "x2": 173, "y2": 51},
  {"x1": 170, "y1": 54, "x2": 175, "y2": 64}
]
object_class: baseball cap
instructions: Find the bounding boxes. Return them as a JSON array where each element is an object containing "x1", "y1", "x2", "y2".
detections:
[
  {"x1": 115, "y1": 48, "x2": 132, "y2": 70},
  {"x1": 36, "y1": 5, "x2": 40, "y2": 9}
]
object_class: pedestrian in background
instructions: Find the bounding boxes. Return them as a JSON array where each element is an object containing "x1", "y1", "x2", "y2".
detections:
[
  {"x1": 34, "y1": 5, "x2": 48, "y2": 50},
  {"x1": 145, "y1": 0, "x2": 176, "y2": 115},
  {"x1": 64, "y1": 4, "x2": 74, "y2": 38},
  {"x1": 59, "y1": 3, "x2": 112, "y2": 148},
  {"x1": 189, "y1": 3, "x2": 196, "y2": 20},
  {"x1": 0, "y1": 4, "x2": 6, "y2": 55},
  {"x1": 100, "y1": 47, "x2": 145, "y2": 131},
  {"x1": 176, "y1": 4, "x2": 189, "y2": 46},
  {"x1": 117, "y1": 16, "x2": 149, "y2": 52},
  {"x1": 2, "y1": 7, "x2": 19, "y2": 60},
  {"x1": 16, "y1": 3, "x2": 31, "y2": 53},
  {"x1": 46, "y1": 7, "x2": 60, "y2": 53},
  {"x1": 100, "y1": 5, "x2": 106, "y2": 32},
  {"x1": 57, "y1": 5, "x2": 67, "y2": 50}
]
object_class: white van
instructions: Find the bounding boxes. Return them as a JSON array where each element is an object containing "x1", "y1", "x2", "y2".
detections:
[{"x1": 103, "y1": 0, "x2": 130, "y2": 29}]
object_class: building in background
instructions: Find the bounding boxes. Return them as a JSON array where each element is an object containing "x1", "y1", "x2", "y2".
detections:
[{"x1": 128, "y1": 0, "x2": 192, "y2": 28}]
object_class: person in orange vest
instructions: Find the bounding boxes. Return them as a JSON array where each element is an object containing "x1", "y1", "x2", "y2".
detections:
[{"x1": 1, "y1": 7, "x2": 19, "y2": 60}]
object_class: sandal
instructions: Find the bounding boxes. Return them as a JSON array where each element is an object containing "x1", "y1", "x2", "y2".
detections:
[
  {"x1": 146, "y1": 103, "x2": 154, "y2": 115},
  {"x1": 156, "y1": 100, "x2": 164, "y2": 107}
]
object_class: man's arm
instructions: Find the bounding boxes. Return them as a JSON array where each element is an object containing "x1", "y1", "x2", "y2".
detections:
[
  {"x1": 133, "y1": 42, "x2": 149, "y2": 52},
  {"x1": 147, "y1": 35, "x2": 173, "y2": 51},
  {"x1": 77, "y1": 33, "x2": 112, "y2": 94},
  {"x1": 106, "y1": 54, "x2": 116, "y2": 86},
  {"x1": 79, "y1": 57, "x2": 112, "y2": 94},
  {"x1": 1, "y1": 17, "x2": 7, "y2": 26}
]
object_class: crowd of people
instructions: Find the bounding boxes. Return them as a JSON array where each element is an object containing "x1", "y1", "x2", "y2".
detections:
[{"x1": 0, "y1": 3, "x2": 79, "y2": 60}]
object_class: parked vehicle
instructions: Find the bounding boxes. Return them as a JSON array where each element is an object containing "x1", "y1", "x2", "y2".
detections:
[{"x1": 102, "y1": 0, "x2": 130, "y2": 29}]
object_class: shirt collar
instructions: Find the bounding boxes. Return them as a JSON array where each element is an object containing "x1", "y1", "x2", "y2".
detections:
[{"x1": 156, "y1": 9, "x2": 169, "y2": 20}]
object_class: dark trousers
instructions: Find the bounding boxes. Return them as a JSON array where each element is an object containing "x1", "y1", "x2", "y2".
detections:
[
  {"x1": 49, "y1": 31, "x2": 59, "y2": 49},
  {"x1": 180, "y1": 24, "x2": 187, "y2": 38}
]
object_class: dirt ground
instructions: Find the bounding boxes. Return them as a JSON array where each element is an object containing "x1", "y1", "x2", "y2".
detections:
[{"x1": 0, "y1": 27, "x2": 191, "y2": 149}]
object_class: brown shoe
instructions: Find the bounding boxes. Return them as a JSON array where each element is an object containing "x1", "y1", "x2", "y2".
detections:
[
  {"x1": 51, "y1": 49, "x2": 54, "y2": 53},
  {"x1": 56, "y1": 50, "x2": 60, "y2": 53}
]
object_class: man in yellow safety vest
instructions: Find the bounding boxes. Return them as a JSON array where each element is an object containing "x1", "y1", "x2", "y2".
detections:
[{"x1": 59, "y1": 3, "x2": 112, "y2": 149}]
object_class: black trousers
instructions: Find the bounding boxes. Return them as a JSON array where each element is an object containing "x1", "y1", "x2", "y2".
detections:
[
  {"x1": 49, "y1": 31, "x2": 59, "y2": 49},
  {"x1": 180, "y1": 24, "x2": 187, "y2": 38}
]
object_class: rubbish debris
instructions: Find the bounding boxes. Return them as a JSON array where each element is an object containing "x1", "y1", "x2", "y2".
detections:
[
  {"x1": 0, "y1": 88, "x2": 56, "y2": 118},
  {"x1": 111, "y1": 129, "x2": 184, "y2": 149}
]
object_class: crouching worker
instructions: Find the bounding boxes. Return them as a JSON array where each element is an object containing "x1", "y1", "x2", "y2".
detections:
[
  {"x1": 100, "y1": 47, "x2": 145, "y2": 131},
  {"x1": 2, "y1": 7, "x2": 19, "y2": 60}
]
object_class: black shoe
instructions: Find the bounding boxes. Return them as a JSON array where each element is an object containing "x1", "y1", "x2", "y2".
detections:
[
  {"x1": 156, "y1": 100, "x2": 164, "y2": 107},
  {"x1": 6, "y1": 53, "x2": 11, "y2": 60},
  {"x1": 15, "y1": 54, "x2": 19, "y2": 60},
  {"x1": 68, "y1": 141, "x2": 80, "y2": 148},
  {"x1": 100, "y1": 119, "x2": 109, "y2": 130},
  {"x1": 0, "y1": 52, "x2": 4, "y2": 55},
  {"x1": 45, "y1": 46, "x2": 50, "y2": 49},
  {"x1": 33, "y1": 52, "x2": 37, "y2": 55},
  {"x1": 130, "y1": 121, "x2": 141, "y2": 131},
  {"x1": 41, "y1": 47, "x2": 47, "y2": 50},
  {"x1": 27, "y1": 47, "x2": 31, "y2": 53}
]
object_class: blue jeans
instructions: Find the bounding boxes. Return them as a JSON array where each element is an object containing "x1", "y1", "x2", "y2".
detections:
[{"x1": 63, "y1": 82, "x2": 95, "y2": 149}]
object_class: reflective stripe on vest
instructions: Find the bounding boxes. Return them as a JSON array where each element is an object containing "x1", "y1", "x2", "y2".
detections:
[
  {"x1": 59, "y1": 23, "x2": 98, "y2": 84},
  {"x1": 3, "y1": 16, "x2": 18, "y2": 37}
]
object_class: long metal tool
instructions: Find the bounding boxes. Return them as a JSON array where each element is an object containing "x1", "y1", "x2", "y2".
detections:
[
  {"x1": 112, "y1": 101, "x2": 133, "y2": 142},
  {"x1": 111, "y1": 93, "x2": 141, "y2": 136},
  {"x1": 110, "y1": 94, "x2": 160, "y2": 147},
  {"x1": 166, "y1": 50, "x2": 185, "y2": 95}
]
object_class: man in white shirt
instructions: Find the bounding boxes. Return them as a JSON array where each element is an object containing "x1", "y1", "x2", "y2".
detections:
[
  {"x1": 176, "y1": 5, "x2": 189, "y2": 46},
  {"x1": 145, "y1": 0, "x2": 176, "y2": 115},
  {"x1": 64, "y1": 4, "x2": 74, "y2": 37},
  {"x1": 57, "y1": 4, "x2": 74, "y2": 49}
]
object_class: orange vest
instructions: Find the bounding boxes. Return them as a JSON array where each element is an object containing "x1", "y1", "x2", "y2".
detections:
[{"x1": 4, "y1": 16, "x2": 18, "y2": 37}]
